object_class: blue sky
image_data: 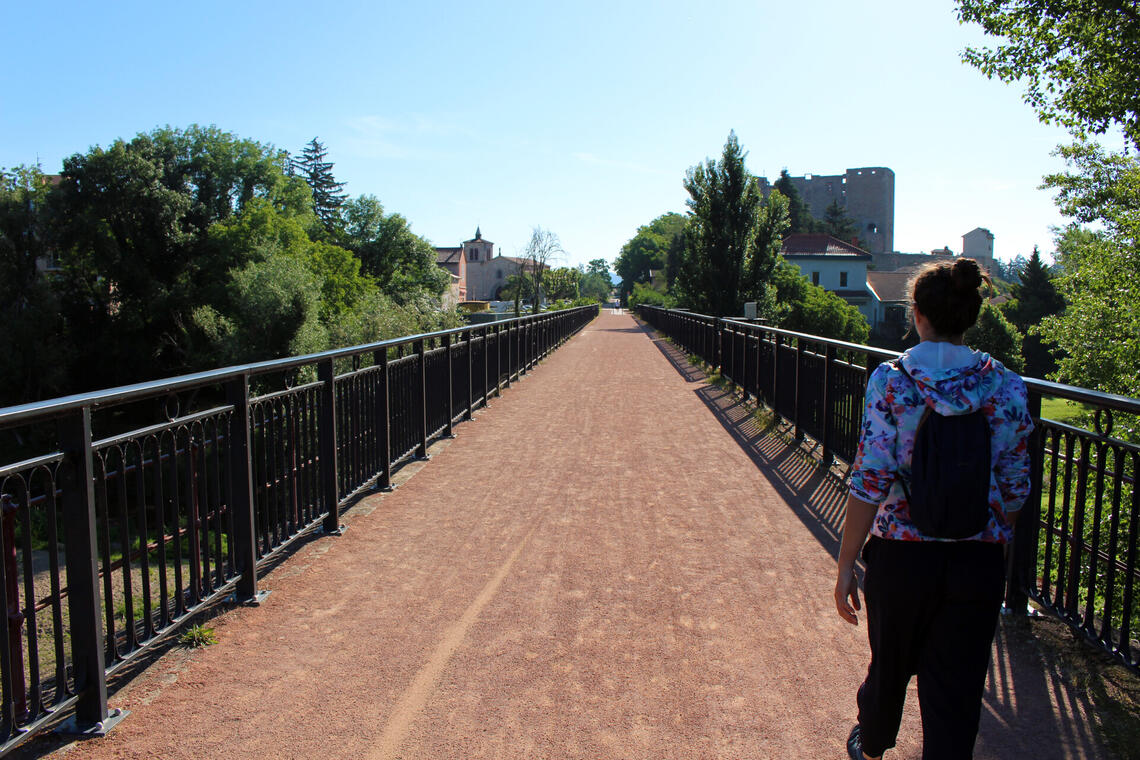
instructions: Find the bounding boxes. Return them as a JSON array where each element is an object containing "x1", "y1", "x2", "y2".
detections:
[{"x1": 2, "y1": 0, "x2": 1086, "y2": 270}]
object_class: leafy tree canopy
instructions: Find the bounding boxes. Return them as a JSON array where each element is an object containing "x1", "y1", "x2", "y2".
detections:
[
  {"x1": 676, "y1": 132, "x2": 761, "y2": 317},
  {"x1": 344, "y1": 198, "x2": 449, "y2": 301},
  {"x1": 674, "y1": 133, "x2": 787, "y2": 317},
  {"x1": 966, "y1": 302, "x2": 1024, "y2": 373},
  {"x1": 614, "y1": 212, "x2": 686, "y2": 300},
  {"x1": 959, "y1": 0, "x2": 1140, "y2": 149}
]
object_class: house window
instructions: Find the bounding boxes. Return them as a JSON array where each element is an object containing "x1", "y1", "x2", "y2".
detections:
[
  {"x1": 840, "y1": 271, "x2": 848, "y2": 287},
  {"x1": 812, "y1": 271, "x2": 820, "y2": 286},
  {"x1": 497, "y1": 269, "x2": 503, "y2": 279}
]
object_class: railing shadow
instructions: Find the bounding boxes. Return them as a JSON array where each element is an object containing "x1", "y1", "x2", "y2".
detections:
[
  {"x1": 628, "y1": 319, "x2": 708, "y2": 384},
  {"x1": 641, "y1": 318, "x2": 1118, "y2": 760}
]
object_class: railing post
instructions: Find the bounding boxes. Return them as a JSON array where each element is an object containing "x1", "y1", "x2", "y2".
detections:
[
  {"x1": 821, "y1": 345, "x2": 834, "y2": 464},
  {"x1": 481, "y1": 327, "x2": 489, "y2": 407},
  {"x1": 57, "y1": 408, "x2": 123, "y2": 733},
  {"x1": 225, "y1": 375, "x2": 262, "y2": 603},
  {"x1": 713, "y1": 318, "x2": 722, "y2": 373},
  {"x1": 376, "y1": 350, "x2": 393, "y2": 491},
  {"x1": 443, "y1": 333, "x2": 454, "y2": 437},
  {"x1": 317, "y1": 359, "x2": 342, "y2": 534},
  {"x1": 415, "y1": 339, "x2": 429, "y2": 460},
  {"x1": 505, "y1": 322, "x2": 513, "y2": 387},
  {"x1": 1006, "y1": 390, "x2": 1044, "y2": 613},
  {"x1": 495, "y1": 323, "x2": 503, "y2": 398},
  {"x1": 465, "y1": 330, "x2": 474, "y2": 420},
  {"x1": 793, "y1": 339, "x2": 805, "y2": 440},
  {"x1": 0, "y1": 494, "x2": 27, "y2": 724},
  {"x1": 771, "y1": 333, "x2": 781, "y2": 415}
]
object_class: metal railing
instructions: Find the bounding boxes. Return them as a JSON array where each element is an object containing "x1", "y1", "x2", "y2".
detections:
[
  {"x1": 638, "y1": 304, "x2": 1140, "y2": 672},
  {"x1": 0, "y1": 304, "x2": 597, "y2": 754}
]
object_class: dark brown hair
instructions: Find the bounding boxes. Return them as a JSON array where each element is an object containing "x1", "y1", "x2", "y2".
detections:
[{"x1": 910, "y1": 258, "x2": 990, "y2": 338}]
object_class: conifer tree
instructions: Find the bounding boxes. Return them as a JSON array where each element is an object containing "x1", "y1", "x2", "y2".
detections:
[
  {"x1": 1007, "y1": 246, "x2": 1065, "y2": 378},
  {"x1": 296, "y1": 137, "x2": 348, "y2": 232},
  {"x1": 774, "y1": 169, "x2": 816, "y2": 234},
  {"x1": 822, "y1": 200, "x2": 858, "y2": 244}
]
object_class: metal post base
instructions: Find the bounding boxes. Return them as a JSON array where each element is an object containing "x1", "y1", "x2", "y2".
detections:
[
  {"x1": 230, "y1": 589, "x2": 271, "y2": 606},
  {"x1": 57, "y1": 707, "x2": 129, "y2": 737},
  {"x1": 319, "y1": 524, "x2": 348, "y2": 537}
]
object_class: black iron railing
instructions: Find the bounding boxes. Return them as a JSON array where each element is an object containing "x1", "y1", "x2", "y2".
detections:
[
  {"x1": 0, "y1": 305, "x2": 597, "y2": 754},
  {"x1": 638, "y1": 304, "x2": 1140, "y2": 672}
]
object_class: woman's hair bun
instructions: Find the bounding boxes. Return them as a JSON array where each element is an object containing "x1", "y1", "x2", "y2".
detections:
[{"x1": 951, "y1": 257, "x2": 983, "y2": 292}]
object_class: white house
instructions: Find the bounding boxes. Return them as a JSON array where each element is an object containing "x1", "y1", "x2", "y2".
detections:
[{"x1": 780, "y1": 234, "x2": 873, "y2": 322}]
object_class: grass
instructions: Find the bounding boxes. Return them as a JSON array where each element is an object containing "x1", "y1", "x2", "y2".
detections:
[
  {"x1": 177, "y1": 623, "x2": 217, "y2": 648},
  {"x1": 1039, "y1": 396, "x2": 1094, "y2": 426},
  {"x1": 1016, "y1": 612, "x2": 1140, "y2": 758}
]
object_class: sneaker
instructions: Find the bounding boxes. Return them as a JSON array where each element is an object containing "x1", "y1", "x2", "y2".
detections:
[{"x1": 847, "y1": 724, "x2": 863, "y2": 760}]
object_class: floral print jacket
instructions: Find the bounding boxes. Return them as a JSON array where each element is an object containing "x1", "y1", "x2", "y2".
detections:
[{"x1": 848, "y1": 341, "x2": 1034, "y2": 543}]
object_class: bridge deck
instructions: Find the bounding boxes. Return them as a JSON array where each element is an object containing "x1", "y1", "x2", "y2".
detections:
[{"x1": 38, "y1": 312, "x2": 1111, "y2": 759}]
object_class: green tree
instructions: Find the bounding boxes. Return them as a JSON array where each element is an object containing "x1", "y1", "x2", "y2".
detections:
[
  {"x1": 822, "y1": 200, "x2": 858, "y2": 244},
  {"x1": 767, "y1": 259, "x2": 869, "y2": 343},
  {"x1": 966, "y1": 303, "x2": 1025, "y2": 373},
  {"x1": 961, "y1": 0, "x2": 1140, "y2": 434},
  {"x1": 53, "y1": 125, "x2": 308, "y2": 390},
  {"x1": 676, "y1": 132, "x2": 761, "y2": 317},
  {"x1": 664, "y1": 227, "x2": 687, "y2": 291},
  {"x1": 1004, "y1": 246, "x2": 1065, "y2": 378},
  {"x1": 543, "y1": 267, "x2": 581, "y2": 301},
  {"x1": 773, "y1": 169, "x2": 816, "y2": 234},
  {"x1": 628, "y1": 281, "x2": 676, "y2": 310},
  {"x1": 958, "y1": 0, "x2": 1140, "y2": 149},
  {"x1": 343, "y1": 197, "x2": 448, "y2": 301},
  {"x1": 743, "y1": 189, "x2": 790, "y2": 304},
  {"x1": 585, "y1": 258, "x2": 612, "y2": 285},
  {"x1": 295, "y1": 137, "x2": 348, "y2": 233},
  {"x1": 578, "y1": 270, "x2": 612, "y2": 302},
  {"x1": 0, "y1": 166, "x2": 68, "y2": 405},
  {"x1": 614, "y1": 212, "x2": 686, "y2": 302}
]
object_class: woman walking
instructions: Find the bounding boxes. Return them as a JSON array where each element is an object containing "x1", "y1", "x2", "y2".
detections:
[{"x1": 835, "y1": 258, "x2": 1034, "y2": 759}]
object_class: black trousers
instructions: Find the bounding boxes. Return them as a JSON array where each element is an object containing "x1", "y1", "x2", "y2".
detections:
[{"x1": 857, "y1": 536, "x2": 1005, "y2": 759}]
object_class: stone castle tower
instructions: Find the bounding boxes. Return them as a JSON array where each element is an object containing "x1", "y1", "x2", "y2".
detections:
[{"x1": 759, "y1": 167, "x2": 895, "y2": 254}]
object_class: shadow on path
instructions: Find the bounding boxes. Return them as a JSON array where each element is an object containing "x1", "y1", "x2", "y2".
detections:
[{"x1": 641, "y1": 317, "x2": 1121, "y2": 760}]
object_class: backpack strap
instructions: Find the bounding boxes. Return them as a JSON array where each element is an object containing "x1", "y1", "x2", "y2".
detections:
[{"x1": 890, "y1": 359, "x2": 930, "y2": 505}]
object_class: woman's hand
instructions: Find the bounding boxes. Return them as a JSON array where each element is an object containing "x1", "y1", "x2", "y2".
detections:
[
  {"x1": 835, "y1": 567, "x2": 861, "y2": 625},
  {"x1": 835, "y1": 493, "x2": 878, "y2": 626}
]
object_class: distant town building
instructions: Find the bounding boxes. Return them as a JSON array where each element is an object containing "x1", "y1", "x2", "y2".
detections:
[
  {"x1": 865, "y1": 270, "x2": 915, "y2": 342},
  {"x1": 435, "y1": 228, "x2": 534, "y2": 303},
  {"x1": 781, "y1": 233, "x2": 873, "y2": 322},
  {"x1": 759, "y1": 167, "x2": 895, "y2": 254},
  {"x1": 962, "y1": 227, "x2": 996, "y2": 273}
]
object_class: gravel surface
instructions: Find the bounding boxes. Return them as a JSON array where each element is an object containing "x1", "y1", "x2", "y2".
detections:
[{"x1": 31, "y1": 312, "x2": 1114, "y2": 759}]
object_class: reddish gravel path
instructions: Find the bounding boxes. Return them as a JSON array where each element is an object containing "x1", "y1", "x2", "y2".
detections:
[{"x1": 33, "y1": 312, "x2": 1113, "y2": 759}]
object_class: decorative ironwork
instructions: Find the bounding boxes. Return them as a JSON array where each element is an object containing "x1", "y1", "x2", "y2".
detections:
[{"x1": 0, "y1": 305, "x2": 597, "y2": 754}]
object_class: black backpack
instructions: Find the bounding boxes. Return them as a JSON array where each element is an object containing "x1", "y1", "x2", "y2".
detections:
[{"x1": 895, "y1": 363, "x2": 993, "y2": 539}]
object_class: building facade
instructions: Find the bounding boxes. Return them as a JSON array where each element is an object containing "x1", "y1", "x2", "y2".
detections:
[
  {"x1": 435, "y1": 229, "x2": 532, "y2": 302},
  {"x1": 781, "y1": 233, "x2": 873, "y2": 322}
]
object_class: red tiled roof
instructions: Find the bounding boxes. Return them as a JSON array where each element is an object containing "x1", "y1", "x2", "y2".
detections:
[{"x1": 781, "y1": 233, "x2": 871, "y2": 259}]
